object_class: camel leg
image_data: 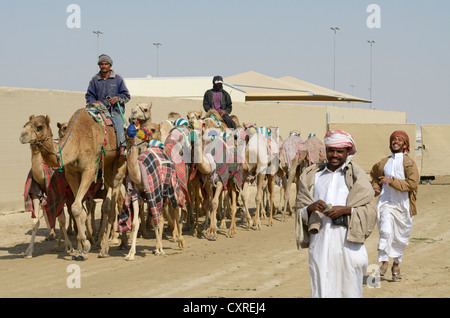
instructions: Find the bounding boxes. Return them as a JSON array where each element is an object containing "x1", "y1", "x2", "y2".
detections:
[
  {"x1": 218, "y1": 191, "x2": 227, "y2": 229},
  {"x1": 54, "y1": 212, "x2": 73, "y2": 253},
  {"x1": 253, "y1": 174, "x2": 265, "y2": 230},
  {"x1": 66, "y1": 205, "x2": 76, "y2": 236},
  {"x1": 240, "y1": 181, "x2": 253, "y2": 227},
  {"x1": 282, "y1": 168, "x2": 296, "y2": 221},
  {"x1": 172, "y1": 205, "x2": 186, "y2": 249},
  {"x1": 24, "y1": 195, "x2": 42, "y2": 258},
  {"x1": 227, "y1": 183, "x2": 238, "y2": 238},
  {"x1": 138, "y1": 200, "x2": 147, "y2": 238},
  {"x1": 202, "y1": 182, "x2": 214, "y2": 234},
  {"x1": 99, "y1": 186, "x2": 121, "y2": 258},
  {"x1": 206, "y1": 182, "x2": 223, "y2": 240},
  {"x1": 85, "y1": 198, "x2": 96, "y2": 245},
  {"x1": 44, "y1": 212, "x2": 56, "y2": 241},
  {"x1": 65, "y1": 169, "x2": 96, "y2": 259},
  {"x1": 153, "y1": 218, "x2": 166, "y2": 256},
  {"x1": 193, "y1": 183, "x2": 202, "y2": 237},
  {"x1": 267, "y1": 175, "x2": 276, "y2": 226},
  {"x1": 125, "y1": 199, "x2": 141, "y2": 261}
]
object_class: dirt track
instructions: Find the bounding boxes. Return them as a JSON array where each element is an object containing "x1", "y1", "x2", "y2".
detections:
[{"x1": 0, "y1": 183, "x2": 449, "y2": 299}]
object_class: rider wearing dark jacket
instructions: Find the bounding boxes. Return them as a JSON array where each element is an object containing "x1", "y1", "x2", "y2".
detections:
[{"x1": 203, "y1": 75, "x2": 236, "y2": 129}]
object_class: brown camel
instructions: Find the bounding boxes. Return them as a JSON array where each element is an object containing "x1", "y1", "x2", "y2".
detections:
[
  {"x1": 203, "y1": 109, "x2": 228, "y2": 131},
  {"x1": 20, "y1": 110, "x2": 126, "y2": 260},
  {"x1": 56, "y1": 121, "x2": 101, "y2": 242},
  {"x1": 129, "y1": 101, "x2": 152, "y2": 125},
  {"x1": 186, "y1": 109, "x2": 203, "y2": 128},
  {"x1": 278, "y1": 133, "x2": 309, "y2": 221},
  {"x1": 159, "y1": 112, "x2": 181, "y2": 143}
]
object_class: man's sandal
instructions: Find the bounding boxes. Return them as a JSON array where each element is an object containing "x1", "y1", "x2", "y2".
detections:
[
  {"x1": 378, "y1": 262, "x2": 389, "y2": 277},
  {"x1": 391, "y1": 266, "x2": 402, "y2": 282}
]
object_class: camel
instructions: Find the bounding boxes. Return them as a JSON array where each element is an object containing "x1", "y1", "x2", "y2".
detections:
[
  {"x1": 240, "y1": 124, "x2": 280, "y2": 230},
  {"x1": 122, "y1": 127, "x2": 185, "y2": 260},
  {"x1": 23, "y1": 141, "x2": 73, "y2": 258},
  {"x1": 20, "y1": 110, "x2": 127, "y2": 260},
  {"x1": 129, "y1": 101, "x2": 152, "y2": 125},
  {"x1": 197, "y1": 130, "x2": 243, "y2": 240},
  {"x1": 278, "y1": 132, "x2": 309, "y2": 221},
  {"x1": 186, "y1": 110, "x2": 203, "y2": 128},
  {"x1": 304, "y1": 134, "x2": 327, "y2": 165},
  {"x1": 203, "y1": 109, "x2": 228, "y2": 131},
  {"x1": 159, "y1": 114, "x2": 179, "y2": 144},
  {"x1": 163, "y1": 121, "x2": 191, "y2": 241}
]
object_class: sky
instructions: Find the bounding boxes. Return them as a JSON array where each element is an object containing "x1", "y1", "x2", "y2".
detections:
[{"x1": 0, "y1": 0, "x2": 449, "y2": 127}]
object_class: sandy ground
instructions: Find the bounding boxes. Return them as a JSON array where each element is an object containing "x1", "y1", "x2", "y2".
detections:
[{"x1": 0, "y1": 181, "x2": 449, "y2": 300}]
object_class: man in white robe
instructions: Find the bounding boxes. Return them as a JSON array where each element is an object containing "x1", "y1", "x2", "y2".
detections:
[
  {"x1": 296, "y1": 130, "x2": 377, "y2": 298},
  {"x1": 370, "y1": 130, "x2": 419, "y2": 282}
]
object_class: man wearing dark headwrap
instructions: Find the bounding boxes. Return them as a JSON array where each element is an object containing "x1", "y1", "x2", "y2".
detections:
[
  {"x1": 202, "y1": 75, "x2": 236, "y2": 129},
  {"x1": 296, "y1": 130, "x2": 377, "y2": 298},
  {"x1": 370, "y1": 130, "x2": 419, "y2": 282}
]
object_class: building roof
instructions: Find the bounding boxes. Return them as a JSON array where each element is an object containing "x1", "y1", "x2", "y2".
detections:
[{"x1": 224, "y1": 71, "x2": 371, "y2": 103}]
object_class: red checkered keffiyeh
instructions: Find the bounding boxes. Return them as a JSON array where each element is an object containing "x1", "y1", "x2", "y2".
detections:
[
  {"x1": 23, "y1": 163, "x2": 71, "y2": 229},
  {"x1": 24, "y1": 162, "x2": 102, "y2": 229},
  {"x1": 280, "y1": 134, "x2": 310, "y2": 169},
  {"x1": 118, "y1": 147, "x2": 185, "y2": 232},
  {"x1": 204, "y1": 136, "x2": 243, "y2": 191},
  {"x1": 163, "y1": 127, "x2": 190, "y2": 202}
]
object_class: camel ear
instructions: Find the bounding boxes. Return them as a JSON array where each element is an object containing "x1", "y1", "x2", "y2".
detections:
[
  {"x1": 57, "y1": 122, "x2": 61, "y2": 129},
  {"x1": 46, "y1": 115, "x2": 51, "y2": 124},
  {"x1": 148, "y1": 102, "x2": 152, "y2": 109},
  {"x1": 29, "y1": 115, "x2": 35, "y2": 121},
  {"x1": 196, "y1": 110, "x2": 203, "y2": 117}
]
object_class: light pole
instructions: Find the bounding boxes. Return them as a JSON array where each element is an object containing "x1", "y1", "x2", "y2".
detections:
[
  {"x1": 368, "y1": 40, "x2": 375, "y2": 109},
  {"x1": 153, "y1": 42, "x2": 162, "y2": 77},
  {"x1": 330, "y1": 27, "x2": 340, "y2": 91},
  {"x1": 93, "y1": 31, "x2": 103, "y2": 57}
]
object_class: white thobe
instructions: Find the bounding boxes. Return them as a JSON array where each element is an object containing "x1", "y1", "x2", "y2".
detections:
[
  {"x1": 377, "y1": 153, "x2": 413, "y2": 263},
  {"x1": 301, "y1": 166, "x2": 368, "y2": 298}
]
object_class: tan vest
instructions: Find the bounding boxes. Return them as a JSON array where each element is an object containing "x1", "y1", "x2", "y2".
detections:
[{"x1": 370, "y1": 154, "x2": 419, "y2": 216}]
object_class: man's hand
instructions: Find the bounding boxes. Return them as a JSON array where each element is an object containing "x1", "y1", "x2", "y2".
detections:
[
  {"x1": 326, "y1": 206, "x2": 351, "y2": 219},
  {"x1": 108, "y1": 96, "x2": 119, "y2": 105},
  {"x1": 378, "y1": 176, "x2": 392, "y2": 185},
  {"x1": 307, "y1": 200, "x2": 327, "y2": 215},
  {"x1": 219, "y1": 109, "x2": 226, "y2": 116}
]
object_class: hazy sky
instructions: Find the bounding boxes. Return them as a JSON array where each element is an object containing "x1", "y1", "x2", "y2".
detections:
[{"x1": 1, "y1": 0, "x2": 449, "y2": 127}]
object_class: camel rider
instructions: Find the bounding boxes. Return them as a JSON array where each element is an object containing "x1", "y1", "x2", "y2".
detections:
[
  {"x1": 85, "y1": 54, "x2": 131, "y2": 162},
  {"x1": 203, "y1": 75, "x2": 236, "y2": 129}
]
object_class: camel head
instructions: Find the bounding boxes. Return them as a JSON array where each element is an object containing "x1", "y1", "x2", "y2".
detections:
[
  {"x1": 129, "y1": 102, "x2": 152, "y2": 125},
  {"x1": 186, "y1": 109, "x2": 203, "y2": 126},
  {"x1": 168, "y1": 111, "x2": 181, "y2": 121},
  {"x1": 243, "y1": 122, "x2": 257, "y2": 141},
  {"x1": 145, "y1": 122, "x2": 162, "y2": 141},
  {"x1": 20, "y1": 115, "x2": 53, "y2": 145},
  {"x1": 230, "y1": 114, "x2": 241, "y2": 128},
  {"x1": 57, "y1": 122, "x2": 69, "y2": 139}
]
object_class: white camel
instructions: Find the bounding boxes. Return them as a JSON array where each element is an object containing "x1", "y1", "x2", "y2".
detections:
[{"x1": 123, "y1": 127, "x2": 185, "y2": 260}]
